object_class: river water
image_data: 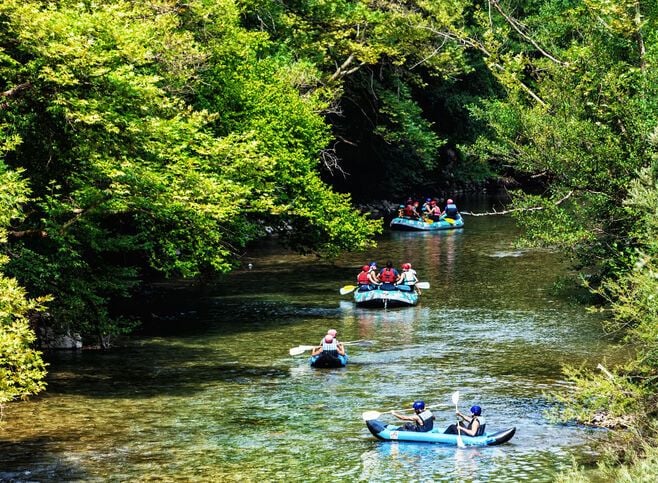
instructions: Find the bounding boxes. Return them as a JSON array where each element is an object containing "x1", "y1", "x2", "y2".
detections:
[{"x1": 1, "y1": 196, "x2": 616, "y2": 481}]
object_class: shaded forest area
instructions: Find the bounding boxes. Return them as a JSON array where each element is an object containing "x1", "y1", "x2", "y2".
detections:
[{"x1": 2, "y1": 0, "x2": 658, "y2": 477}]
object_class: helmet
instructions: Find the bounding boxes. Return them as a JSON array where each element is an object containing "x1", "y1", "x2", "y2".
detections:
[
  {"x1": 426, "y1": 198, "x2": 431, "y2": 202},
  {"x1": 470, "y1": 405, "x2": 482, "y2": 416},
  {"x1": 370, "y1": 262, "x2": 377, "y2": 267},
  {"x1": 327, "y1": 329, "x2": 337, "y2": 337},
  {"x1": 324, "y1": 335, "x2": 334, "y2": 343},
  {"x1": 430, "y1": 200, "x2": 436, "y2": 205},
  {"x1": 412, "y1": 400, "x2": 425, "y2": 411},
  {"x1": 362, "y1": 265, "x2": 369, "y2": 272},
  {"x1": 402, "y1": 263, "x2": 411, "y2": 270},
  {"x1": 447, "y1": 198, "x2": 453, "y2": 204}
]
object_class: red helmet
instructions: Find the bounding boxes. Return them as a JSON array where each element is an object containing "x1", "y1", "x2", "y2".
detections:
[
  {"x1": 362, "y1": 265, "x2": 369, "y2": 272},
  {"x1": 447, "y1": 198, "x2": 453, "y2": 203},
  {"x1": 430, "y1": 200, "x2": 436, "y2": 206},
  {"x1": 324, "y1": 335, "x2": 334, "y2": 343},
  {"x1": 327, "y1": 329, "x2": 337, "y2": 337},
  {"x1": 402, "y1": 263, "x2": 411, "y2": 270}
]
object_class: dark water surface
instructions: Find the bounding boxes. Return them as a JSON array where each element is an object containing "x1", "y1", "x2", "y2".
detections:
[{"x1": 1, "y1": 197, "x2": 617, "y2": 481}]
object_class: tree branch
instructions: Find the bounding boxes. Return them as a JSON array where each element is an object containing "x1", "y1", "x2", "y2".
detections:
[
  {"x1": 489, "y1": 0, "x2": 567, "y2": 66},
  {"x1": 461, "y1": 190, "x2": 573, "y2": 216}
]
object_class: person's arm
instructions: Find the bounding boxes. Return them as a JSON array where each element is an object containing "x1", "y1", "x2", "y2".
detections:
[
  {"x1": 459, "y1": 418, "x2": 480, "y2": 437},
  {"x1": 456, "y1": 410, "x2": 472, "y2": 424},
  {"x1": 337, "y1": 343, "x2": 345, "y2": 356},
  {"x1": 391, "y1": 412, "x2": 420, "y2": 423},
  {"x1": 311, "y1": 345, "x2": 322, "y2": 356}
]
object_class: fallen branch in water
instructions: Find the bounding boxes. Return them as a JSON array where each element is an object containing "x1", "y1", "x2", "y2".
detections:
[{"x1": 461, "y1": 191, "x2": 573, "y2": 216}]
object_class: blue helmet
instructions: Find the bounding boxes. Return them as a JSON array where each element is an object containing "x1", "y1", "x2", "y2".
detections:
[
  {"x1": 470, "y1": 405, "x2": 482, "y2": 416},
  {"x1": 413, "y1": 400, "x2": 425, "y2": 411}
]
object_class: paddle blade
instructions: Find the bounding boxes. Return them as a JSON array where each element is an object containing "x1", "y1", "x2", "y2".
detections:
[
  {"x1": 451, "y1": 391, "x2": 460, "y2": 406},
  {"x1": 340, "y1": 285, "x2": 357, "y2": 295},
  {"x1": 362, "y1": 410, "x2": 382, "y2": 421},
  {"x1": 289, "y1": 345, "x2": 316, "y2": 356},
  {"x1": 457, "y1": 433, "x2": 466, "y2": 448},
  {"x1": 416, "y1": 282, "x2": 430, "y2": 289}
]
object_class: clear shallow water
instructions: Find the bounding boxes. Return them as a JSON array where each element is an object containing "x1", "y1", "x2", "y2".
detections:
[{"x1": 1, "y1": 198, "x2": 616, "y2": 481}]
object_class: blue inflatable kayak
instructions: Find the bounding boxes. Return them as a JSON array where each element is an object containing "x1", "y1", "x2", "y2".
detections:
[
  {"x1": 310, "y1": 352, "x2": 348, "y2": 368},
  {"x1": 365, "y1": 419, "x2": 515, "y2": 446},
  {"x1": 353, "y1": 286, "x2": 419, "y2": 308},
  {"x1": 390, "y1": 216, "x2": 464, "y2": 231}
]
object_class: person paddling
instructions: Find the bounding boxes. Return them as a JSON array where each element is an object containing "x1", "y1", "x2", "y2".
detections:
[
  {"x1": 311, "y1": 334, "x2": 345, "y2": 358},
  {"x1": 391, "y1": 400, "x2": 435, "y2": 432},
  {"x1": 444, "y1": 405, "x2": 486, "y2": 436}
]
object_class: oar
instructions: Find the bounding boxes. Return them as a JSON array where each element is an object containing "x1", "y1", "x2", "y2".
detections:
[
  {"x1": 340, "y1": 285, "x2": 357, "y2": 295},
  {"x1": 416, "y1": 281, "x2": 430, "y2": 289},
  {"x1": 289, "y1": 339, "x2": 372, "y2": 356},
  {"x1": 362, "y1": 402, "x2": 442, "y2": 421},
  {"x1": 452, "y1": 390, "x2": 466, "y2": 448}
]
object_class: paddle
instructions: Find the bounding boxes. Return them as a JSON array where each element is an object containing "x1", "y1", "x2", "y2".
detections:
[
  {"x1": 416, "y1": 281, "x2": 430, "y2": 289},
  {"x1": 340, "y1": 285, "x2": 357, "y2": 295},
  {"x1": 362, "y1": 402, "x2": 441, "y2": 421},
  {"x1": 289, "y1": 339, "x2": 371, "y2": 356},
  {"x1": 452, "y1": 391, "x2": 466, "y2": 448}
]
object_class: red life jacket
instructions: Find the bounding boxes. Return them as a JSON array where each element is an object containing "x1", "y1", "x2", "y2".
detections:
[
  {"x1": 380, "y1": 268, "x2": 396, "y2": 283},
  {"x1": 403, "y1": 205, "x2": 416, "y2": 217},
  {"x1": 357, "y1": 271, "x2": 370, "y2": 284}
]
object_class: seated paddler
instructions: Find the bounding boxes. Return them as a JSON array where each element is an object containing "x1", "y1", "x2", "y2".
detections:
[
  {"x1": 444, "y1": 405, "x2": 486, "y2": 436},
  {"x1": 391, "y1": 400, "x2": 435, "y2": 432},
  {"x1": 311, "y1": 334, "x2": 345, "y2": 358},
  {"x1": 357, "y1": 265, "x2": 373, "y2": 291}
]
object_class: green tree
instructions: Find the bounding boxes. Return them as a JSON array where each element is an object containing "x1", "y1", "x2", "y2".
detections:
[
  {"x1": 0, "y1": 164, "x2": 48, "y2": 409},
  {"x1": 0, "y1": 0, "x2": 380, "y2": 346}
]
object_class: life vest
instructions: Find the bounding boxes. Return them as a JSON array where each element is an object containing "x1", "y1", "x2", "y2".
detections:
[
  {"x1": 357, "y1": 271, "x2": 370, "y2": 285},
  {"x1": 322, "y1": 338, "x2": 338, "y2": 357},
  {"x1": 380, "y1": 268, "x2": 397, "y2": 283},
  {"x1": 444, "y1": 203, "x2": 459, "y2": 218},
  {"x1": 403, "y1": 205, "x2": 416, "y2": 217},
  {"x1": 416, "y1": 410, "x2": 435, "y2": 432},
  {"x1": 467, "y1": 415, "x2": 486, "y2": 436},
  {"x1": 399, "y1": 271, "x2": 417, "y2": 285}
]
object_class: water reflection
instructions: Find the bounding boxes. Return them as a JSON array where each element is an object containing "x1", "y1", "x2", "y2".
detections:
[{"x1": 1, "y1": 197, "x2": 614, "y2": 481}]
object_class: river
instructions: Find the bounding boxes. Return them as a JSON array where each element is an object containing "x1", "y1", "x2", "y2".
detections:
[{"x1": 1, "y1": 196, "x2": 615, "y2": 481}]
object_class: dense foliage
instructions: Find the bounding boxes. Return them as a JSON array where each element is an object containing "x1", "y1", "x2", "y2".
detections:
[
  {"x1": 449, "y1": 0, "x2": 658, "y2": 467},
  {"x1": 2, "y1": 4, "x2": 658, "y2": 476}
]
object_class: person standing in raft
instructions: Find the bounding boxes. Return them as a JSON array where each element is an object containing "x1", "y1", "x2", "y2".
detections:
[
  {"x1": 444, "y1": 405, "x2": 486, "y2": 436},
  {"x1": 392, "y1": 400, "x2": 435, "y2": 432},
  {"x1": 378, "y1": 261, "x2": 398, "y2": 290},
  {"x1": 311, "y1": 334, "x2": 345, "y2": 358}
]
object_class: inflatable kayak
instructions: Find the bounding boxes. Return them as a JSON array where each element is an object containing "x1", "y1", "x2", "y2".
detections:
[
  {"x1": 353, "y1": 286, "x2": 419, "y2": 308},
  {"x1": 365, "y1": 419, "x2": 516, "y2": 446},
  {"x1": 390, "y1": 216, "x2": 464, "y2": 231},
  {"x1": 310, "y1": 352, "x2": 348, "y2": 368}
]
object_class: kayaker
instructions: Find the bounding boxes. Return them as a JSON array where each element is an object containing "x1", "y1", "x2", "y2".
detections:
[
  {"x1": 391, "y1": 400, "x2": 435, "y2": 432},
  {"x1": 311, "y1": 334, "x2": 345, "y2": 358},
  {"x1": 445, "y1": 405, "x2": 486, "y2": 436},
  {"x1": 320, "y1": 328, "x2": 340, "y2": 345}
]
